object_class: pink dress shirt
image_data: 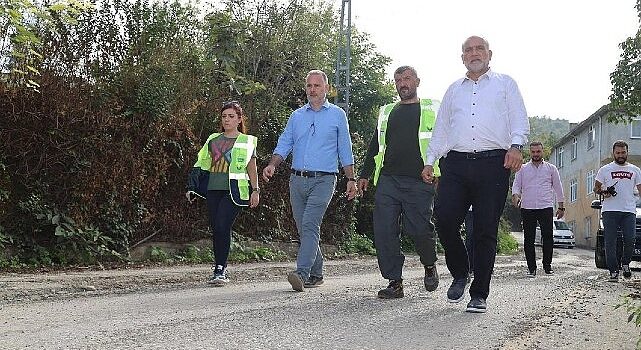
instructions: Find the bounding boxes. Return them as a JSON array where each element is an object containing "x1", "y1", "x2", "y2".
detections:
[{"x1": 512, "y1": 160, "x2": 564, "y2": 209}]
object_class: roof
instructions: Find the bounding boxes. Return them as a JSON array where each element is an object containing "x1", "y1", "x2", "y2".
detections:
[{"x1": 553, "y1": 104, "x2": 610, "y2": 148}]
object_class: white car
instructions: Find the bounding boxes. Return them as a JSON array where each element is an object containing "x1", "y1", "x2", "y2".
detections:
[{"x1": 535, "y1": 219, "x2": 576, "y2": 248}]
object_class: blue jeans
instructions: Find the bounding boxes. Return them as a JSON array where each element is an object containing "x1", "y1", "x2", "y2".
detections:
[
  {"x1": 602, "y1": 211, "x2": 636, "y2": 273},
  {"x1": 289, "y1": 174, "x2": 336, "y2": 280}
]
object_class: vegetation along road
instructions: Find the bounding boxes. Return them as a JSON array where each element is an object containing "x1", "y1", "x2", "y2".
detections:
[{"x1": 1, "y1": 238, "x2": 640, "y2": 349}]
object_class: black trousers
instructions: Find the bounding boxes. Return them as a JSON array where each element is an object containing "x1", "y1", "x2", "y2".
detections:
[
  {"x1": 207, "y1": 190, "x2": 242, "y2": 268},
  {"x1": 434, "y1": 151, "x2": 509, "y2": 300},
  {"x1": 521, "y1": 207, "x2": 554, "y2": 272},
  {"x1": 373, "y1": 175, "x2": 437, "y2": 281}
]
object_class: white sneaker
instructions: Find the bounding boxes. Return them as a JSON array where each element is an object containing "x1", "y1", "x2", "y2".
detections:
[{"x1": 208, "y1": 265, "x2": 229, "y2": 286}]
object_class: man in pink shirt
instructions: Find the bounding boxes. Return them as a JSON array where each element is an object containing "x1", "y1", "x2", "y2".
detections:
[{"x1": 511, "y1": 141, "x2": 565, "y2": 277}]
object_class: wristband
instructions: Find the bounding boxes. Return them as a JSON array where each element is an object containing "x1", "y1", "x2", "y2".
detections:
[{"x1": 347, "y1": 178, "x2": 356, "y2": 182}]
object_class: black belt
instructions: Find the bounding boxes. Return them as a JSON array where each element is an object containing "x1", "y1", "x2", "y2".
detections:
[
  {"x1": 290, "y1": 169, "x2": 337, "y2": 178},
  {"x1": 447, "y1": 149, "x2": 506, "y2": 160}
]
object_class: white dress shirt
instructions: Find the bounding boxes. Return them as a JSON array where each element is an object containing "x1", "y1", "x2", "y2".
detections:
[{"x1": 426, "y1": 69, "x2": 529, "y2": 165}]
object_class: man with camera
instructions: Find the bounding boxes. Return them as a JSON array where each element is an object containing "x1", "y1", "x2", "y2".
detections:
[{"x1": 594, "y1": 140, "x2": 641, "y2": 282}]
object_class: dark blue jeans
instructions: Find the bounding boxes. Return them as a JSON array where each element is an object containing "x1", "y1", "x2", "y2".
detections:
[
  {"x1": 434, "y1": 152, "x2": 510, "y2": 300},
  {"x1": 207, "y1": 190, "x2": 242, "y2": 268},
  {"x1": 602, "y1": 211, "x2": 636, "y2": 273}
]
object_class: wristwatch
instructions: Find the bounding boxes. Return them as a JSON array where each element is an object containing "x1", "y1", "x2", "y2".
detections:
[
  {"x1": 347, "y1": 177, "x2": 356, "y2": 182},
  {"x1": 510, "y1": 144, "x2": 523, "y2": 151},
  {"x1": 558, "y1": 207, "x2": 565, "y2": 211},
  {"x1": 253, "y1": 187, "x2": 260, "y2": 193}
]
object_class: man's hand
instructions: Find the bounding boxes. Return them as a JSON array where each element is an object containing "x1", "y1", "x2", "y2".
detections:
[
  {"x1": 346, "y1": 180, "x2": 358, "y2": 200},
  {"x1": 556, "y1": 208, "x2": 565, "y2": 219},
  {"x1": 185, "y1": 191, "x2": 194, "y2": 203},
  {"x1": 421, "y1": 165, "x2": 435, "y2": 183},
  {"x1": 357, "y1": 178, "x2": 369, "y2": 195},
  {"x1": 262, "y1": 164, "x2": 275, "y2": 182},
  {"x1": 511, "y1": 194, "x2": 521, "y2": 207},
  {"x1": 504, "y1": 148, "x2": 523, "y2": 172}
]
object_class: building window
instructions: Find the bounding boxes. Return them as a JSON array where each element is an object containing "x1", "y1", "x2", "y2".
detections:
[
  {"x1": 557, "y1": 146, "x2": 565, "y2": 168},
  {"x1": 587, "y1": 124, "x2": 595, "y2": 149},
  {"x1": 571, "y1": 137, "x2": 577, "y2": 160},
  {"x1": 570, "y1": 179, "x2": 578, "y2": 202},
  {"x1": 586, "y1": 169, "x2": 595, "y2": 195},
  {"x1": 632, "y1": 118, "x2": 641, "y2": 139},
  {"x1": 584, "y1": 216, "x2": 592, "y2": 238}
]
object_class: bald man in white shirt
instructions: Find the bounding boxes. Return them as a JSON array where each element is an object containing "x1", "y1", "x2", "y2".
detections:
[{"x1": 423, "y1": 35, "x2": 530, "y2": 313}]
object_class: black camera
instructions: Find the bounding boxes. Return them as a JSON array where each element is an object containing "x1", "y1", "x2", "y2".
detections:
[{"x1": 605, "y1": 185, "x2": 617, "y2": 197}]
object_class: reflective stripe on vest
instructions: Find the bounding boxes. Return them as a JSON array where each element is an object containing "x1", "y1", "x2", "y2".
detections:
[{"x1": 373, "y1": 99, "x2": 441, "y2": 185}]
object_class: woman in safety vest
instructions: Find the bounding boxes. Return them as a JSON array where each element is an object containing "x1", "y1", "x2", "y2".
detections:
[{"x1": 186, "y1": 101, "x2": 260, "y2": 285}]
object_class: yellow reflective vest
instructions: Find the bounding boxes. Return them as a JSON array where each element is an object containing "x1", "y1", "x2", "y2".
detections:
[
  {"x1": 373, "y1": 99, "x2": 441, "y2": 185},
  {"x1": 193, "y1": 133, "x2": 257, "y2": 206}
]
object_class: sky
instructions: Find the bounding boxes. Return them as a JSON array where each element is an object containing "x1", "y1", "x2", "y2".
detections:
[{"x1": 336, "y1": 0, "x2": 640, "y2": 123}]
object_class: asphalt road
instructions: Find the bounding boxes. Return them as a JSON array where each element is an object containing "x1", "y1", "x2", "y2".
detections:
[{"x1": 1, "y1": 235, "x2": 640, "y2": 350}]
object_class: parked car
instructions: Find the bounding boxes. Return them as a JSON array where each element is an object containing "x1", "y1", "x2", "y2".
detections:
[
  {"x1": 535, "y1": 219, "x2": 576, "y2": 248},
  {"x1": 591, "y1": 195, "x2": 641, "y2": 269}
]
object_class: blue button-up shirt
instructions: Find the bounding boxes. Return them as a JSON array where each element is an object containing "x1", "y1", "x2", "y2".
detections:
[{"x1": 273, "y1": 100, "x2": 354, "y2": 172}]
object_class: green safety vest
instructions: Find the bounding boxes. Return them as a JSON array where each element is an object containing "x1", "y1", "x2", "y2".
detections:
[
  {"x1": 193, "y1": 133, "x2": 257, "y2": 206},
  {"x1": 373, "y1": 98, "x2": 441, "y2": 185}
]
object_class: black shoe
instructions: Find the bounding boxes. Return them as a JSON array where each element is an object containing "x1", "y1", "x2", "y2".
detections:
[
  {"x1": 623, "y1": 265, "x2": 632, "y2": 279},
  {"x1": 424, "y1": 265, "x2": 439, "y2": 292},
  {"x1": 304, "y1": 275, "x2": 324, "y2": 288},
  {"x1": 287, "y1": 271, "x2": 305, "y2": 292},
  {"x1": 466, "y1": 297, "x2": 487, "y2": 313},
  {"x1": 447, "y1": 277, "x2": 468, "y2": 303},
  {"x1": 544, "y1": 268, "x2": 554, "y2": 275},
  {"x1": 526, "y1": 269, "x2": 536, "y2": 278},
  {"x1": 378, "y1": 280, "x2": 404, "y2": 299}
]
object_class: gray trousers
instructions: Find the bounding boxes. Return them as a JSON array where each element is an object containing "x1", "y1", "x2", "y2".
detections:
[
  {"x1": 373, "y1": 174, "x2": 437, "y2": 281},
  {"x1": 289, "y1": 174, "x2": 336, "y2": 280}
]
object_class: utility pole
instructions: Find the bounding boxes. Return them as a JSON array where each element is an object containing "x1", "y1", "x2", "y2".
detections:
[{"x1": 334, "y1": 0, "x2": 351, "y2": 116}]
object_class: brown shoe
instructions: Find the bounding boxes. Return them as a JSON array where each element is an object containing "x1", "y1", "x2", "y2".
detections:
[
  {"x1": 377, "y1": 280, "x2": 404, "y2": 299},
  {"x1": 287, "y1": 271, "x2": 305, "y2": 292}
]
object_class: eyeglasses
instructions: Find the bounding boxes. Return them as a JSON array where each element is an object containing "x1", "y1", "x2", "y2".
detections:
[{"x1": 222, "y1": 100, "x2": 240, "y2": 108}]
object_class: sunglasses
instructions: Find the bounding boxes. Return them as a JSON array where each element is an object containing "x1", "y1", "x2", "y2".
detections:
[{"x1": 222, "y1": 100, "x2": 240, "y2": 108}]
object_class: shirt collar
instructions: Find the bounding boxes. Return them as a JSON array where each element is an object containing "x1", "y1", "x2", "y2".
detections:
[
  {"x1": 304, "y1": 100, "x2": 331, "y2": 111},
  {"x1": 460, "y1": 68, "x2": 494, "y2": 84}
]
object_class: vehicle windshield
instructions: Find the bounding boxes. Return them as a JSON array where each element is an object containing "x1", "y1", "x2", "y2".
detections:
[
  {"x1": 637, "y1": 195, "x2": 641, "y2": 208},
  {"x1": 554, "y1": 221, "x2": 570, "y2": 230}
]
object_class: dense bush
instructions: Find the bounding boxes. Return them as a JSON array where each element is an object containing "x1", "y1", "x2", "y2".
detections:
[{"x1": 0, "y1": 0, "x2": 395, "y2": 265}]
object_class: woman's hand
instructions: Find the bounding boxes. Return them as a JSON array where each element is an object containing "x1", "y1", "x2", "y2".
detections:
[{"x1": 250, "y1": 191, "x2": 260, "y2": 208}]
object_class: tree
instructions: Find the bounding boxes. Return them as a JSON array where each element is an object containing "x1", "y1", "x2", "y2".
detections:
[
  {"x1": 609, "y1": 0, "x2": 641, "y2": 122},
  {"x1": 0, "y1": 0, "x2": 92, "y2": 91}
]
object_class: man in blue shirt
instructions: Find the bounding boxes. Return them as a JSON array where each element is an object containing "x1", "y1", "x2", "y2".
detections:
[{"x1": 263, "y1": 69, "x2": 358, "y2": 292}]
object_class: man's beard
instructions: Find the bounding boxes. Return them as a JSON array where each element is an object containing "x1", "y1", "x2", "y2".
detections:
[
  {"x1": 466, "y1": 60, "x2": 486, "y2": 73},
  {"x1": 531, "y1": 156, "x2": 542, "y2": 163},
  {"x1": 615, "y1": 156, "x2": 627, "y2": 165},
  {"x1": 398, "y1": 88, "x2": 416, "y2": 101}
]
